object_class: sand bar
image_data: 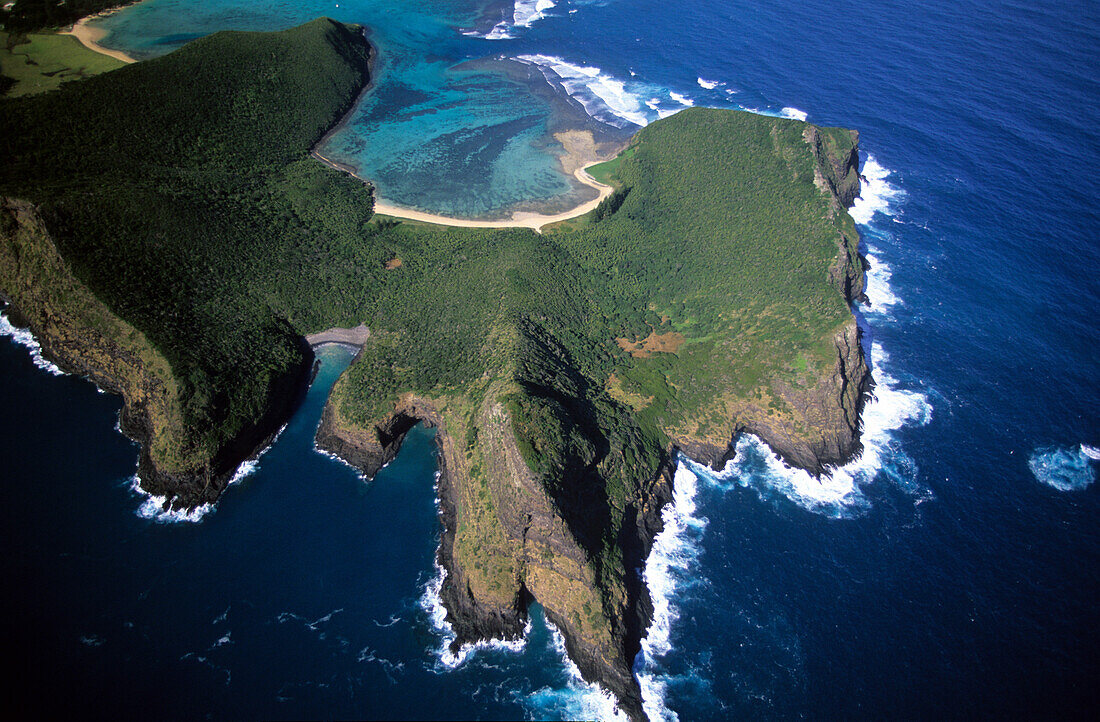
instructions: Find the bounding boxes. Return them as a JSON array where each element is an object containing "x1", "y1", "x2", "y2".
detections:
[
  {"x1": 61, "y1": 13, "x2": 137, "y2": 64},
  {"x1": 305, "y1": 324, "x2": 371, "y2": 347}
]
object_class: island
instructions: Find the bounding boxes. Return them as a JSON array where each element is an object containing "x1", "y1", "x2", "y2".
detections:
[{"x1": 0, "y1": 19, "x2": 869, "y2": 721}]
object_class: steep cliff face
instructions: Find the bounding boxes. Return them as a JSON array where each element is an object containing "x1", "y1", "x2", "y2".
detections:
[
  {"x1": 317, "y1": 334, "x2": 674, "y2": 720},
  {"x1": 0, "y1": 198, "x2": 313, "y2": 510},
  {"x1": 738, "y1": 318, "x2": 871, "y2": 474}
]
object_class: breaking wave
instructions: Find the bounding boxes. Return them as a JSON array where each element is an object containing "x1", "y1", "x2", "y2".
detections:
[
  {"x1": 686, "y1": 341, "x2": 932, "y2": 518},
  {"x1": 627, "y1": 153, "x2": 930, "y2": 718},
  {"x1": 419, "y1": 558, "x2": 529, "y2": 668},
  {"x1": 850, "y1": 156, "x2": 905, "y2": 226},
  {"x1": 515, "y1": 55, "x2": 699, "y2": 128},
  {"x1": 420, "y1": 471, "x2": 528, "y2": 668},
  {"x1": 1029, "y1": 445, "x2": 1097, "y2": 491},
  {"x1": 516, "y1": 54, "x2": 652, "y2": 127},
  {"x1": 471, "y1": 0, "x2": 558, "y2": 40},
  {"x1": 132, "y1": 423, "x2": 287, "y2": 523},
  {"x1": 523, "y1": 623, "x2": 630, "y2": 722},
  {"x1": 696, "y1": 77, "x2": 720, "y2": 90},
  {"x1": 780, "y1": 106, "x2": 808, "y2": 121},
  {"x1": 1, "y1": 310, "x2": 65, "y2": 375}
]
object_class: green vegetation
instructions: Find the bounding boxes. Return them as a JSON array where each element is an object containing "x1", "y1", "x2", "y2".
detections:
[
  {"x1": 3, "y1": 0, "x2": 129, "y2": 33},
  {"x1": 1, "y1": 18, "x2": 374, "y2": 469},
  {"x1": 1, "y1": 30, "x2": 124, "y2": 96},
  {"x1": 0, "y1": 19, "x2": 864, "y2": 692}
]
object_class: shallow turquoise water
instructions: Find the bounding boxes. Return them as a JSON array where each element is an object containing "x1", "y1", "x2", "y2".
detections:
[{"x1": 95, "y1": 0, "x2": 592, "y2": 218}]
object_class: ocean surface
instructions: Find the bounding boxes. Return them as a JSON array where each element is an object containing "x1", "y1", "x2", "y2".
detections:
[{"x1": 3, "y1": 0, "x2": 1099, "y2": 718}]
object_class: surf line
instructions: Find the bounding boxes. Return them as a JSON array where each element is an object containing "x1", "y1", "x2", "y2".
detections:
[{"x1": 310, "y1": 150, "x2": 613, "y2": 233}]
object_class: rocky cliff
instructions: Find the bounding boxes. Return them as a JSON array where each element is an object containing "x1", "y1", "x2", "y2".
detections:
[{"x1": 0, "y1": 198, "x2": 314, "y2": 510}]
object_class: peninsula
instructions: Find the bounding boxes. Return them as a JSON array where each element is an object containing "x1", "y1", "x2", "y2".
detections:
[{"x1": 0, "y1": 19, "x2": 869, "y2": 721}]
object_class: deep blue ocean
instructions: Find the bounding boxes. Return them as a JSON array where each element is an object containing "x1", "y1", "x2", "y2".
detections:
[{"x1": 3, "y1": 0, "x2": 1099, "y2": 718}]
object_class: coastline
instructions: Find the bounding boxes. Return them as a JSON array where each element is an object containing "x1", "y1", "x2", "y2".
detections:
[
  {"x1": 374, "y1": 164, "x2": 612, "y2": 232},
  {"x1": 61, "y1": 9, "x2": 138, "y2": 64},
  {"x1": 312, "y1": 149, "x2": 614, "y2": 232}
]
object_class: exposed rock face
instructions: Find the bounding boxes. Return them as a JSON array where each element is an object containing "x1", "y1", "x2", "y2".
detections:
[
  {"x1": 0, "y1": 198, "x2": 313, "y2": 511},
  {"x1": 317, "y1": 386, "x2": 673, "y2": 721},
  {"x1": 741, "y1": 319, "x2": 871, "y2": 474}
]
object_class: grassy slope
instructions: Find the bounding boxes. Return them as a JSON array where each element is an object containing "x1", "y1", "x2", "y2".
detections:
[{"x1": 0, "y1": 31, "x2": 125, "y2": 97}]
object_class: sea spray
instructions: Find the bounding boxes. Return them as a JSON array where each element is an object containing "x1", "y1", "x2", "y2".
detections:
[{"x1": 1, "y1": 310, "x2": 65, "y2": 376}]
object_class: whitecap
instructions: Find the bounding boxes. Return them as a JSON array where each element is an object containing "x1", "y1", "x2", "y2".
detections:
[
  {"x1": 696, "y1": 78, "x2": 720, "y2": 90},
  {"x1": 780, "y1": 106, "x2": 808, "y2": 121},
  {"x1": 849, "y1": 156, "x2": 905, "y2": 226},
  {"x1": 515, "y1": 54, "x2": 650, "y2": 127},
  {"x1": 1029, "y1": 446, "x2": 1096, "y2": 491},
  {"x1": 471, "y1": 0, "x2": 556, "y2": 40},
  {"x1": 0, "y1": 310, "x2": 65, "y2": 375},
  {"x1": 1081, "y1": 444, "x2": 1100, "y2": 461},
  {"x1": 668, "y1": 91, "x2": 694, "y2": 107}
]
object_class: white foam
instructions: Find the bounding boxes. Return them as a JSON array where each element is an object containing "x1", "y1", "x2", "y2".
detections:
[
  {"x1": 861, "y1": 251, "x2": 901, "y2": 313},
  {"x1": 523, "y1": 623, "x2": 630, "y2": 721},
  {"x1": 1, "y1": 310, "x2": 65, "y2": 375},
  {"x1": 514, "y1": 0, "x2": 557, "y2": 27},
  {"x1": 640, "y1": 465, "x2": 705, "y2": 660},
  {"x1": 313, "y1": 444, "x2": 368, "y2": 480},
  {"x1": 685, "y1": 342, "x2": 931, "y2": 517},
  {"x1": 696, "y1": 78, "x2": 720, "y2": 90},
  {"x1": 668, "y1": 91, "x2": 694, "y2": 107},
  {"x1": 471, "y1": 0, "x2": 556, "y2": 40},
  {"x1": 131, "y1": 422, "x2": 285, "y2": 523},
  {"x1": 133, "y1": 475, "x2": 215, "y2": 523},
  {"x1": 849, "y1": 156, "x2": 904, "y2": 226},
  {"x1": 780, "y1": 106, "x2": 808, "y2": 121},
  {"x1": 420, "y1": 547, "x2": 529, "y2": 668},
  {"x1": 1029, "y1": 446, "x2": 1096, "y2": 491},
  {"x1": 629, "y1": 462, "x2": 707, "y2": 721},
  {"x1": 515, "y1": 54, "x2": 650, "y2": 127}
]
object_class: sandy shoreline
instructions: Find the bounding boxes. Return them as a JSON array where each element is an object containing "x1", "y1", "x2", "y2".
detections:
[
  {"x1": 61, "y1": 10, "x2": 137, "y2": 64},
  {"x1": 305, "y1": 324, "x2": 371, "y2": 348},
  {"x1": 313, "y1": 129, "x2": 616, "y2": 233},
  {"x1": 372, "y1": 164, "x2": 612, "y2": 232}
]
